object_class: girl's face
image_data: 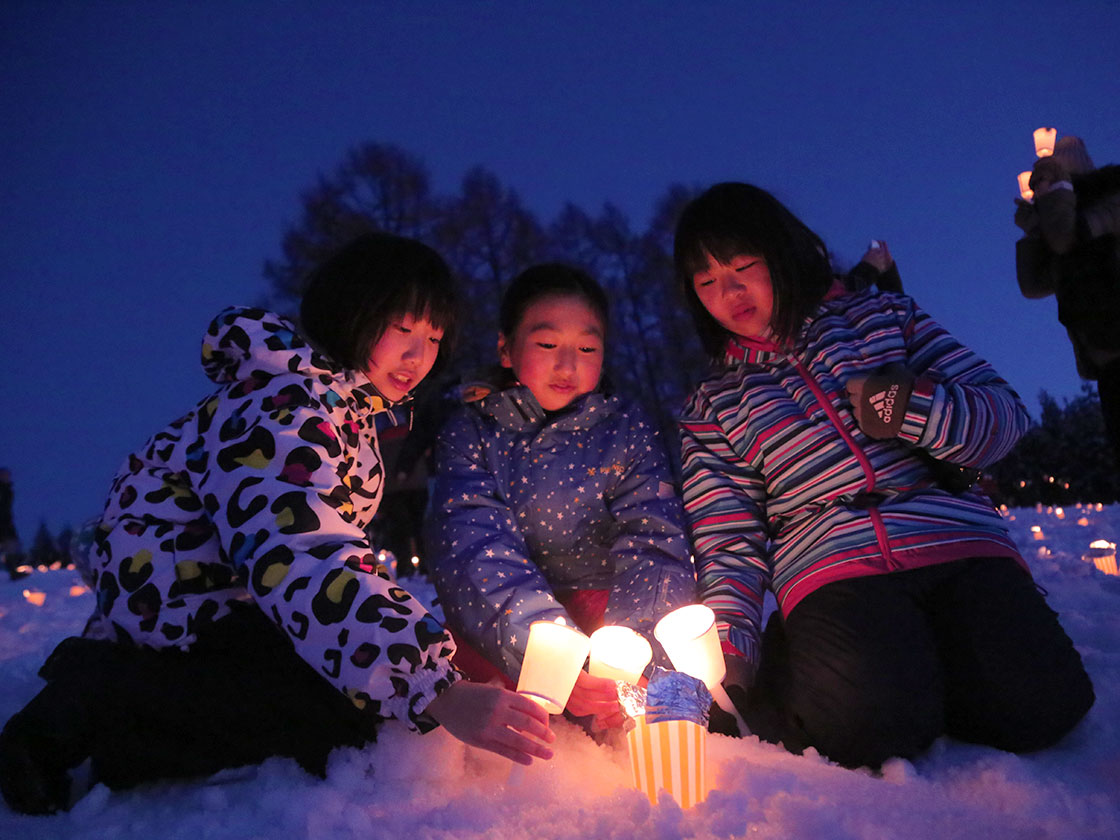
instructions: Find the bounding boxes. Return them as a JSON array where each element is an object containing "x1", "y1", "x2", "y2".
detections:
[
  {"x1": 363, "y1": 312, "x2": 444, "y2": 403},
  {"x1": 691, "y1": 252, "x2": 774, "y2": 341},
  {"x1": 498, "y1": 294, "x2": 605, "y2": 411}
]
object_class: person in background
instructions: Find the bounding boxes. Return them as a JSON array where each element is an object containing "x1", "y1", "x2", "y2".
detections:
[
  {"x1": 0, "y1": 233, "x2": 554, "y2": 816},
  {"x1": 425, "y1": 264, "x2": 696, "y2": 730},
  {"x1": 0, "y1": 468, "x2": 28, "y2": 581},
  {"x1": 674, "y1": 181, "x2": 1093, "y2": 769},
  {"x1": 1015, "y1": 135, "x2": 1120, "y2": 469}
]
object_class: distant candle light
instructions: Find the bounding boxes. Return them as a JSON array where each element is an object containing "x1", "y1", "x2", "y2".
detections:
[
  {"x1": 1084, "y1": 540, "x2": 1118, "y2": 577},
  {"x1": 22, "y1": 590, "x2": 46, "y2": 607},
  {"x1": 1018, "y1": 171, "x2": 1034, "y2": 201},
  {"x1": 1033, "y1": 127, "x2": 1057, "y2": 157}
]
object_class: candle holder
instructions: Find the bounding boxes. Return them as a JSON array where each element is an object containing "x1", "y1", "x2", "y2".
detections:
[
  {"x1": 1033, "y1": 127, "x2": 1057, "y2": 158},
  {"x1": 516, "y1": 618, "x2": 590, "y2": 714},
  {"x1": 1018, "y1": 171, "x2": 1034, "y2": 202},
  {"x1": 627, "y1": 714, "x2": 707, "y2": 808},
  {"x1": 589, "y1": 625, "x2": 653, "y2": 684},
  {"x1": 1083, "y1": 540, "x2": 1118, "y2": 577}
]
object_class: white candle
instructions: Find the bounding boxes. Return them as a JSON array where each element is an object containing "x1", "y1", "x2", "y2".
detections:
[
  {"x1": 1033, "y1": 127, "x2": 1057, "y2": 158},
  {"x1": 653, "y1": 604, "x2": 725, "y2": 690},
  {"x1": 516, "y1": 618, "x2": 590, "y2": 714},
  {"x1": 589, "y1": 625, "x2": 653, "y2": 684},
  {"x1": 654, "y1": 604, "x2": 749, "y2": 734}
]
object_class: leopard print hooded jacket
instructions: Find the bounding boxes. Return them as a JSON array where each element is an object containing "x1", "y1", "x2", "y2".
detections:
[{"x1": 79, "y1": 306, "x2": 459, "y2": 730}]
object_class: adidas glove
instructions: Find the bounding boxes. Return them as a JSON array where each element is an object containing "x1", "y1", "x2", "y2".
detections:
[{"x1": 844, "y1": 364, "x2": 914, "y2": 439}]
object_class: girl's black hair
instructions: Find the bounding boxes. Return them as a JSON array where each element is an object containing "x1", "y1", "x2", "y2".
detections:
[
  {"x1": 499, "y1": 263, "x2": 609, "y2": 338},
  {"x1": 673, "y1": 182, "x2": 833, "y2": 356},
  {"x1": 299, "y1": 232, "x2": 458, "y2": 374}
]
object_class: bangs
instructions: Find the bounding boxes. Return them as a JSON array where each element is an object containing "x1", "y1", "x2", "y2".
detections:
[
  {"x1": 389, "y1": 280, "x2": 457, "y2": 333},
  {"x1": 674, "y1": 193, "x2": 771, "y2": 282}
]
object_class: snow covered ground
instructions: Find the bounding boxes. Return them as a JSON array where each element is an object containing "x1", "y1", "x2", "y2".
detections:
[{"x1": 1, "y1": 505, "x2": 1118, "y2": 839}]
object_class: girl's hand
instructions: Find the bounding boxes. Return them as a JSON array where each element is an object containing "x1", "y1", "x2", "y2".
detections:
[
  {"x1": 424, "y1": 681, "x2": 555, "y2": 765},
  {"x1": 566, "y1": 670, "x2": 626, "y2": 729},
  {"x1": 861, "y1": 240, "x2": 893, "y2": 273},
  {"x1": 844, "y1": 364, "x2": 914, "y2": 439}
]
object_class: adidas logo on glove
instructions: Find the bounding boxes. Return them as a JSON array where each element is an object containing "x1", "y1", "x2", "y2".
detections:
[
  {"x1": 845, "y1": 366, "x2": 913, "y2": 439},
  {"x1": 869, "y1": 383, "x2": 901, "y2": 424}
]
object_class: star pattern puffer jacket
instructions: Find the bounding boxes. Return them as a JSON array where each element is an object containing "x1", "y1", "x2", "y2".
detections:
[
  {"x1": 80, "y1": 307, "x2": 458, "y2": 730},
  {"x1": 679, "y1": 290, "x2": 1031, "y2": 673},
  {"x1": 425, "y1": 382, "x2": 696, "y2": 681}
]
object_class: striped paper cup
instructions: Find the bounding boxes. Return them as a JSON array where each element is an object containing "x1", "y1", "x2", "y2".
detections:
[{"x1": 626, "y1": 715, "x2": 707, "y2": 809}]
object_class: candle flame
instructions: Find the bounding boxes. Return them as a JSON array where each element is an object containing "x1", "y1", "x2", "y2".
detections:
[{"x1": 410, "y1": 556, "x2": 420, "y2": 567}]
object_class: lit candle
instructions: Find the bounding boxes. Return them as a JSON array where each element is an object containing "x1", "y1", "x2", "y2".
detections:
[
  {"x1": 1085, "y1": 540, "x2": 1118, "y2": 577},
  {"x1": 1018, "y1": 171, "x2": 1034, "y2": 201},
  {"x1": 654, "y1": 604, "x2": 748, "y2": 733},
  {"x1": 589, "y1": 625, "x2": 653, "y2": 684},
  {"x1": 516, "y1": 617, "x2": 590, "y2": 714},
  {"x1": 1031, "y1": 525, "x2": 1044, "y2": 541},
  {"x1": 1033, "y1": 127, "x2": 1057, "y2": 157},
  {"x1": 68, "y1": 585, "x2": 88, "y2": 597},
  {"x1": 22, "y1": 590, "x2": 46, "y2": 607}
]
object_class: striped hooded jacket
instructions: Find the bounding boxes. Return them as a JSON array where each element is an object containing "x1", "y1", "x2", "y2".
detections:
[{"x1": 678, "y1": 290, "x2": 1031, "y2": 672}]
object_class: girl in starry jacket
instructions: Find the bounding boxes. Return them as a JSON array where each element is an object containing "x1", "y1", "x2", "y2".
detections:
[
  {"x1": 425, "y1": 264, "x2": 696, "y2": 727},
  {"x1": 0, "y1": 233, "x2": 554, "y2": 815},
  {"x1": 675, "y1": 182, "x2": 1093, "y2": 768}
]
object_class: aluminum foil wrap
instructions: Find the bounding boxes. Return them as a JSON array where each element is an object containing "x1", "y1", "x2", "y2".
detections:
[{"x1": 616, "y1": 667, "x2": 711, "y2": 727}]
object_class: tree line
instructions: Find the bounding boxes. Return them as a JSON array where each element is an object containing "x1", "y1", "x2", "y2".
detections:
[{"x1": 260, "y1": 141, "x2": 1119, "y2": 517}]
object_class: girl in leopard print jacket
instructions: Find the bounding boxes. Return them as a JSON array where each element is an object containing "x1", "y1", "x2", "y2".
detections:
[{"x1": 0, "y1": 234, "x2": 553, "y2": 816}]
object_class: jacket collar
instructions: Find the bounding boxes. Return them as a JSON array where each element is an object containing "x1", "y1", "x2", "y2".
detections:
[
  {"x1": 337, "y1": 374, "x2": 413, "y2": 433},
  {"x1": 721, "y1": 279, "x2": 851, "y2": 367},
  {"x1": 475, "y1": 383, "x2": 613, "y2": 432}
]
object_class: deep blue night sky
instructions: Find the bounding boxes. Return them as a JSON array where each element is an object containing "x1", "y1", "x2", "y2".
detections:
[{"x1": 2, "y1": 1, "x2": 1118, "y2": 541}]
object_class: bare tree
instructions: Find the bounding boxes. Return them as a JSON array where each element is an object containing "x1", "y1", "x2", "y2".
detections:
[
  {"x1": 433, "y1": 167, "x2": 545, "y2": 375},
  {"x1": 264, "y1": 143, "x2": 437, "y2": 310}
]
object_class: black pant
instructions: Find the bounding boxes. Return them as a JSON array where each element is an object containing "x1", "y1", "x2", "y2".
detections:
[
  {"x1": 741, "y1": 557, "x2": 1094, "y2": 769},
  {"x1": 0, "y1": 604, "x2": 378, "y2": 811}
]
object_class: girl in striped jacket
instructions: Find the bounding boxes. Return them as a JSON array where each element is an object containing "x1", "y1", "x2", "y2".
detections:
[{"x1": 675, "y1": 182, "x2": 1093, "y2": 769}]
